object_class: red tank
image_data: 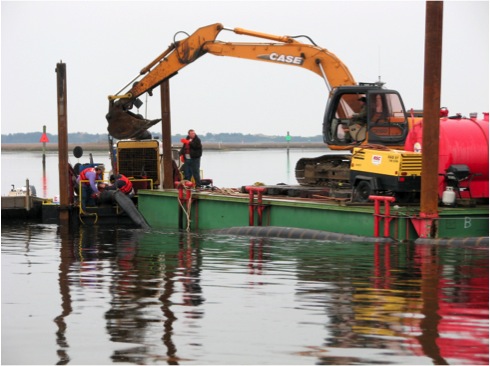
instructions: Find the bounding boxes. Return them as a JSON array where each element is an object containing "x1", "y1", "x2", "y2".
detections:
[{"x1": 404, "y1": 112, "x2": 489, "y2": 199}]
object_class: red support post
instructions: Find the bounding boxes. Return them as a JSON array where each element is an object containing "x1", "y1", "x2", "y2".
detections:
[
  {"x1": 245, "y1": 186, "x2": 267, "y2": 226},
  {"x1": 248, "y1": 188, "x2": 255, "y2": 226},
  {"x1": 369, "y1": 195, "x2": 396, "y2": 238}
]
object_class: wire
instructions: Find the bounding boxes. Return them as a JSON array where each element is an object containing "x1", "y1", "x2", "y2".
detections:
[
  {"x1": 290, "y1": 35, "x2": 318, "y2": 47},
  {"x1": 114, "y1": 74, "x2": 141, "y2": 97}
]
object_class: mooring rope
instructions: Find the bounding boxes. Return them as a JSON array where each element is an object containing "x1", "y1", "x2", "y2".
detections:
[
  {"x1": 176, "y1": 180, "x2": 193, "y2": 231},
  {"x1": 79, "y1": 210, "x2": 98, "y2": 225}
]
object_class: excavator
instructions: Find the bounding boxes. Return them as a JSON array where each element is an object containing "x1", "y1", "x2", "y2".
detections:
[{"x1": 107, "y1": 23, "x2": 412, "y2": 187}]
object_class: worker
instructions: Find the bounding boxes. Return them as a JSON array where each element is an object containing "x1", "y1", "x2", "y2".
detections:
[
  {"x1": 352, "y1": 96, "x2": 368, "y2": 125},
  {"x1": 77, "y1": 165, "x2": 104, "y2": 212},
  {"x1": 179, "y1": 129, "x2": 203, "y2": 187},
  {"x1": 346, "y1": 96, "x2": 368, "y2": 143},
  {"x1": 106, "y1": 173, "x2": 135, "y2": 197}
]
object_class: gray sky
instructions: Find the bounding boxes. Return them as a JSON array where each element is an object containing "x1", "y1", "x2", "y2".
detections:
[{"x1": 2, "y1": 1, "x2": 488, "y2": 137}]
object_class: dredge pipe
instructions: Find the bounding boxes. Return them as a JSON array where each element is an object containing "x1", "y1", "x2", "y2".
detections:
[
  {"x1": 415, "y1": 237, "x2": 489, "y2": 246},
  {"x1": 112, "y1": 190, "x2": 150, "y2": 229},
  {"x1": 211, "y1": 226, "x2": 394, "y2": 243}
]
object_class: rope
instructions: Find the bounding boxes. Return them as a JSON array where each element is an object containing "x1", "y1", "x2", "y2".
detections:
[
  {"x1": 176, "y1": 180, "x2": 193, "y2": 231},
  {"x1": 79, "y1": 209, "x2": 98, "y2": 225},
  {"x1": 209, "y1": 187, "x2": 243, "y2": 195}
]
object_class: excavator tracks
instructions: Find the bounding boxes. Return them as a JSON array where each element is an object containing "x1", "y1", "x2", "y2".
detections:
[{"x1": 295, "y1": 154, "x2": 352, "y2": 187}]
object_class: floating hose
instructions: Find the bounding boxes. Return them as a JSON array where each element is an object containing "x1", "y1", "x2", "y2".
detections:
[
  {"x1": 211, "y1": 226, "x2": 394, "y2": 243},
  {"x1": 112, "y1": 190, "x2": 150, "y2": 229},
  {"x1": 415, "y1": 236, "x2": 489, "y2": 246}
]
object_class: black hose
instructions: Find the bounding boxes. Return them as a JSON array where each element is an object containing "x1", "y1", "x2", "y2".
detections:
[
  {"x1": 415, "y1": 237, "x2": 489, "y2": 246},
  {"x1": 113, "y1": 190, "x2": 150, "y2": 229},
  {"x1": 210, "y1": 226, "x2": 394, "y2": 243}
]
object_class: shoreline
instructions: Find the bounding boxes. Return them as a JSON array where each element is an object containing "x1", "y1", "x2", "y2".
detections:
[{"x1": 1, "y1": 142, "x2": 327, "y2": 152}]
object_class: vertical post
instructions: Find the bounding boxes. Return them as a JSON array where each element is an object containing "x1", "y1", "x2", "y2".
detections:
[
  {"x1": 373, "y1": 198, "x2": 380, "y2": 237},
  {"x1": 56, "y1": 62, "x2": 70, "y2": 223},
  {"x1": 420, "y1": 1, "x2": 443, "y2": 220},
  {"x1": 42, "y1": 125, "x2": 47, "y2": 198},
  {"x1": 248, "y1": 189, "x2": 255, "y2": 226},
  {"x1": 257, "y1": 190, "x2": 265, "y2": 226},
  {"x1": 160, "y1": 80, "x2": 174, "y2": 189},
  {"x1": 384, "y1": 201, "x2": 392, "y2": 237},
  {"x1": 25, "y1": 178, "x2": 31, "y2": 211},
  {"x1": 42, "y1": 125, "x2": 47, "y2": 165}
]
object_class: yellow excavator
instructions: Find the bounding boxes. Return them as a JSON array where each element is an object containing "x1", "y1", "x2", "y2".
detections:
[{"x1": 107, "y1": 23, "x2": 412, "y2": 186}]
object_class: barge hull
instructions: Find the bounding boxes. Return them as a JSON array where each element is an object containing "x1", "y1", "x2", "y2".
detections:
[{"x1": 138, "y1": 190, "x2": 489, "y2": 241}]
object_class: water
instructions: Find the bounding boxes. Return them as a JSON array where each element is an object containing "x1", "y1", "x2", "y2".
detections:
[
  {"x1": 2, "y1": 150, "x2": 489, "y2": 365},
  {"x1": 1, "y1": 148, "x2": 330, "y2": 199}
]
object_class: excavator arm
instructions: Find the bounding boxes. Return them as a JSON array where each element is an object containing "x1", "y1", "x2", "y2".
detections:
[{"x1": 106, "y1": 23, "x2": 357, "y2": 139}]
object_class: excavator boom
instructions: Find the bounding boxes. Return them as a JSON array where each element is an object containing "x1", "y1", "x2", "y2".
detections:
[{"x1": 106, "y1": 23, "x2": 356, "y2": 139}]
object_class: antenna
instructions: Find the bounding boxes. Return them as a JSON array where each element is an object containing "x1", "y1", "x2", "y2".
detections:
[
  {"x1": 376, "y1": 46, "x2": 385, "y2": 87},
  {"x1": 378, "y1": 46, "x2": 381, "y2": 82}
]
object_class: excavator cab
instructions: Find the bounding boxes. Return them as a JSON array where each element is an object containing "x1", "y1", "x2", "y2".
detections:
[{"x1": 323, "y1": 85, "x2": 409, "y2": 149}]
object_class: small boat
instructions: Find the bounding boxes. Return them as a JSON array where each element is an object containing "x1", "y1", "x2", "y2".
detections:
[{"x1": 7, "y1": 184, "x2": 37, "y2": 197}]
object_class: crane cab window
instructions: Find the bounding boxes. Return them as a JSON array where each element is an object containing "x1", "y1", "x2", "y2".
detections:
[
  {"x1": 323, "y1": 89, "x2": 409, "y2": 146},
  {"x1": 367, "y1": 93, "x2": 408, "y2": 145}
]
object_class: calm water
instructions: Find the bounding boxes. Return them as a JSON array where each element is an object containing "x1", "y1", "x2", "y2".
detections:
[
  {"x1": 2, "y1": 150, "x2": 489, "y2": 365},
  {"x1": 1, "y1": 148, "x2": 331, "y2": 199}
]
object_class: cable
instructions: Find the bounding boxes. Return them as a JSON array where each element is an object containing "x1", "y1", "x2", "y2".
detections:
[{"x1": 290, "y1": 35, "x2": 318, "y2": 47}]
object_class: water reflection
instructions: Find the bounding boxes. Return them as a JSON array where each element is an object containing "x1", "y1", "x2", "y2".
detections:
[
  {"x1": 1, "y1": 223, "x2": 487, "y2": 365},
  {"x1": 54, "y1": 224, "x2": 73, "y2": 365},
  {"x1": 293, "y1": 242, "x2": 489, "y2": 365}
]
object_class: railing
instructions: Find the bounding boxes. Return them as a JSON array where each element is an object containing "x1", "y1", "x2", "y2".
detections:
[
  {"x1": 77, "y1": 178, "x2": 153, "y2": 212},
  {"x1": 369, "y1": 195, "x2": 396, "y2": 238}
]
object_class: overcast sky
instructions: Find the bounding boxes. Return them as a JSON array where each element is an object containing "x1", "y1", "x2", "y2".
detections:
[{"x1": 2, "y1": 1, "x2": 488, "y2": 137}]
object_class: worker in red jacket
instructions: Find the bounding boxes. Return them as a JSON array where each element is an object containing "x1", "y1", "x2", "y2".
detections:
[
  {"x1": 107, "y1": 173, "x2": 135, "y2": 197},
  {"x1": 179, "y1": 129, "x2": 202, "y2": 187},
  {"x1": 76, "y1": 165, "x2": 104, "y2": 212}
]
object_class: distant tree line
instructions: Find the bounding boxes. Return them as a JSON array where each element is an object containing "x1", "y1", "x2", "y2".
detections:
[{"x1": 1, "y1": 132, "x2": 323, "y2": 144}]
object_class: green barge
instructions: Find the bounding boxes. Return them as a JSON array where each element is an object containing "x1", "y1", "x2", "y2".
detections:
[{"x1": 137, "y1": 187, "x2": 489, "y2": 243}]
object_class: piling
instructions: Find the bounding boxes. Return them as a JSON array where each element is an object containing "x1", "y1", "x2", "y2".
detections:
[
  {"x1": 161, "y1": 80, "x2": 174, "y2": 189},
  {"x1": 41, "y1": 125, "x2": 48, "y2": 197},
  {"x1": 419, "y1": 1, "x2": 443, "y2": 236},
  {"x1": 56, "y1": 62, "x2": 70, "y2": 223},
  {"x1": 25, "y1": 179, "x2": 31, "y2": 211}
]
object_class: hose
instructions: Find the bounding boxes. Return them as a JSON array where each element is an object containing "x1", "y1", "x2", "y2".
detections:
[{"x1": 211, "y1": 226, "x2": 394, "y2": 243}]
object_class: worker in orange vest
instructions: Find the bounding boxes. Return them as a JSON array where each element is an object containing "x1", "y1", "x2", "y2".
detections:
[{"x1": 76, "y1": 165, "x2": 104, "y2": 211}]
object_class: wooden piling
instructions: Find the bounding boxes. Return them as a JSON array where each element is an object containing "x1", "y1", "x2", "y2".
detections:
[
  {"x1": 420, "y1": 1, "x2": 443, "y2": 220},
  {"x1": 161, "y1": 80, "x2": 174, "y2": 189},
  {"x1": 56, "y1": 62, "x2": 70, "y2": 223}
]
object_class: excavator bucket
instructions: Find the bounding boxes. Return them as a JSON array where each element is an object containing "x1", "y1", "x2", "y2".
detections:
[{"x1": 106, "y1": 101, "x2": 161, "y2": 140}]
